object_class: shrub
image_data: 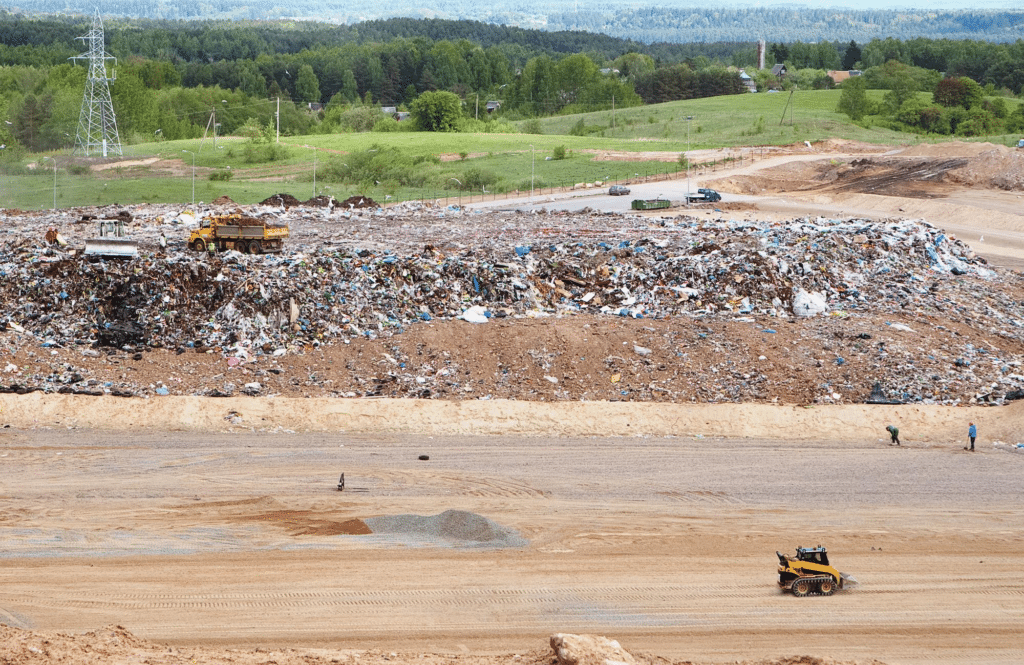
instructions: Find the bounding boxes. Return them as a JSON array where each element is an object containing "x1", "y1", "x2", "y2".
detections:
[
  {"x1": 552, "y1": 145, "x2": 566, "y2": 160},
  {"x1": 486, "y1": 120, "x2": 517, "y2": 134},
  {"x1": 321, "y1": 143, "x2": 435, "y2": 189},
  {"x1": 457, "y1": 118, "x2": 488, "y2": 133},
  {"x1": 410, "y1": 91, "x2": 462, "y2": 132},
  {"x1": 372, "y1": 117, "x2": 400, "y2": 132},
  {"x1": 461, "y1": 166, "x2": 498, "y2": 191},
  {"x1": 208, "y1": 169, "x2": 233, "y2": 181},
  {"x1": 340, "y1": 106, "x2": 386, "y2": 133},
  {"x1": 243, "y1": 143, "x2": 289, "y2": 163},
  {"x1": 522, "y1": 119, "x2": 543, "y2": 134}
]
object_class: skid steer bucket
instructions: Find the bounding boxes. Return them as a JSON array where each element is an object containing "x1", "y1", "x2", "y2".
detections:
[{"x1": 83, "y1": 219, "x2": 138, "y2": 259}]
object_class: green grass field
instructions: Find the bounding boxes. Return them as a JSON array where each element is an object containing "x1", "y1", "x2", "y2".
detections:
[{"x1": 4, "y1": 90, "x2": 1022, "y2": 211}]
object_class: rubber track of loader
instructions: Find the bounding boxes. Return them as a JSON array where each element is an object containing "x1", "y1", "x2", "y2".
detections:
[{"x1": 795, "y1": 576, "x2": 833, "y2": 596}]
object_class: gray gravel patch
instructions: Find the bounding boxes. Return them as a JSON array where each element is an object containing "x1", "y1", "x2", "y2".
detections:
[{"x1": 363, "y1": 509, "x2": 528, "y2": 548}]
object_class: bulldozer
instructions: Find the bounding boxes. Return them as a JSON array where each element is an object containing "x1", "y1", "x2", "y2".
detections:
[
  {"x1": 777, "y1": 545, "x2": 856, "y2": 597},
  {"x1": 83, "y1": 218, "x2": 138, "y2": 259}
]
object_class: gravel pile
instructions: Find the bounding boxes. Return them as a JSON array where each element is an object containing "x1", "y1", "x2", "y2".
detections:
[{"x1": 363, "y1": 510, "x2": 528, "y2": 548}]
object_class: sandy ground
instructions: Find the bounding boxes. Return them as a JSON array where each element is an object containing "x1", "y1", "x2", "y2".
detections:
[
  {"x1": 1, "y1": 423, "x2": 1023, "y2": 665},
  {"x1": 5, "y1": 139, "x2": 1024, "y2": 665}
]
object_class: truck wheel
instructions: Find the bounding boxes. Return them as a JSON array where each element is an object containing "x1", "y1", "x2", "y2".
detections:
[
  {"x1": 235, "y1": 240, "x2": 249, "y2": 254},
  {"x1": 250, "y1": 241, "x2": 263, "y2": 254},
  {"x1": 191, "y1": 239, "x2": 206, "y2": 252}
]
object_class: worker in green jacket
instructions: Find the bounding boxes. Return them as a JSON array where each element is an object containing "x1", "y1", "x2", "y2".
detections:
[{"x1": 886, "y1": 425, "x2": 900, "y2": 446}]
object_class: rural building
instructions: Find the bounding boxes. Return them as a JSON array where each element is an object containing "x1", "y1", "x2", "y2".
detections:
[
  {"x1": 738, "y1": 70, "x2": 757, "y2": 93},
  {"x1": 827, "y1": 70, "x2": 863, "y2": 84}
]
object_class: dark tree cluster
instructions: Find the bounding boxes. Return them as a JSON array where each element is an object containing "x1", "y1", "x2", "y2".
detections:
[{"x1": 633, "y1": 66, "x2": 746, "y2": 105}]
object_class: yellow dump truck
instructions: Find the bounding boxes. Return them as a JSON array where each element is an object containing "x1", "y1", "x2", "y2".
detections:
[{"x1": 189, "y1": 214, "x2": 289, "y2": 254}]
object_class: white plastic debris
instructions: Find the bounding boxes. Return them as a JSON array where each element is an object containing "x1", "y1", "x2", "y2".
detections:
[
  {"x1": 792, "y1": 289, "x2": 827, "y2": 317},
  {"x1": 459, "y1": 305, "x2": 490, "y2": 324}
]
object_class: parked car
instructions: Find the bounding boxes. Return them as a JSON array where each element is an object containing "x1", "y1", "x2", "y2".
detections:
[{"x1": 609, "y1": 184, "x2": 630, "y2": 196}]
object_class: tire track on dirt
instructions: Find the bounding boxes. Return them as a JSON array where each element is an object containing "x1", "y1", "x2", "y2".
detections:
[
  {"x1": 656, "y1": 490, "x2": 745, "y2": 505},
  {"x1": 24, "y1": 579, "x2": 1024, "y2": 614}
]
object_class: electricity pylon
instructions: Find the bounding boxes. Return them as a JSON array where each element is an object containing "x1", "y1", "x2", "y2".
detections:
[{"x1": 71, "y1": 10, "x2": 122, "y2": 157}]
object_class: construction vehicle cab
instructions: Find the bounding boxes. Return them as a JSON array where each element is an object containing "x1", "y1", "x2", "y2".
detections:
[
  {"x1": 795, "y1": 545, "x2": 829, "y2": 566},
  {"x1": 777, "y1": 545, "x2": 854, "y2": 597}
]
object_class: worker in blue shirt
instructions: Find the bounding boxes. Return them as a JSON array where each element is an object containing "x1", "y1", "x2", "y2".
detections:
[{"x1": 966, "y1": 422, "x2": 977, "y2": 451}]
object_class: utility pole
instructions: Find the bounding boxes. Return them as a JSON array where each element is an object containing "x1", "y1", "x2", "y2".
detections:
[{"x1": 276, "y1": 97, "x2": 280, "y2": 143}]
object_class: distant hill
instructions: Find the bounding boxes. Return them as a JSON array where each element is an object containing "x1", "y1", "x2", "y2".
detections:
[{"x1": 3, "y1": 0, "x2": 1024, "y2": 43}]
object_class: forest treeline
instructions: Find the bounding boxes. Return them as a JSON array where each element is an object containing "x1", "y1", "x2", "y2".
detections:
[{"x1": 4, "y1": 13, "x2": 1024, "y2": 156}]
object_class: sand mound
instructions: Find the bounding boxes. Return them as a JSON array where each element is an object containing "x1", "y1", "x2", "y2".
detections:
[{"x1": 364, "y1": 509, "x2": 528, "y2": 548}]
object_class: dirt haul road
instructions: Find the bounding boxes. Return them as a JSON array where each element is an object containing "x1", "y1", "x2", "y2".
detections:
[{"x1": 1, "y1": 423, "x2": 1023, "y2": 665}]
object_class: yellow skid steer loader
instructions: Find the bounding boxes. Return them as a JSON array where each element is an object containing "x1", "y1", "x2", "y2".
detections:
[{"x1": 777, "y1": 546, "x2": 856, "y2": 596}]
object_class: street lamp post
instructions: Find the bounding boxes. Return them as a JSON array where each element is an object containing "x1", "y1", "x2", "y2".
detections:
[
  {"x1": 686, "y1": 115, "x2": 693, "y2": 201},
  {"x1": 182, "y1": 150, "x2": 195, "y2": 206},
  {"x1": 43, "y1": 156, "x2": 56, "y2": 210},
  {"x1": 449, "y1": 177, "x2": 462, "y2": 207},
  {"x1": 529, "y1": 144, "x2": 535, "y2": 202},
  {"x1": 313, "y1": 146, "x2": 317, "y2": 198}
]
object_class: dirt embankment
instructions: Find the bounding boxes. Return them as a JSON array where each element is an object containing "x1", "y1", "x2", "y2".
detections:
[{"x1": 3, "y1": 393, "x2": 1024, "y2": 446}]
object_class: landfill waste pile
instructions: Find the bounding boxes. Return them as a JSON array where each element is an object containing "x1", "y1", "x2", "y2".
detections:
[{"x1": 2, "y1": 199, "x2": 1023, "y2": 404}]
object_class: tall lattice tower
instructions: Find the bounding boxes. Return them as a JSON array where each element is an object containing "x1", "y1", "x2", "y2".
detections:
[{"x1": 72, "y1": 10, "x2": 122, "y2": 157}]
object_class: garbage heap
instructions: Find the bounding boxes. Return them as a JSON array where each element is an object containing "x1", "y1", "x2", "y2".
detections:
[{"x1": 2, "y1": 205, "x2": 1023, "y2": 404}]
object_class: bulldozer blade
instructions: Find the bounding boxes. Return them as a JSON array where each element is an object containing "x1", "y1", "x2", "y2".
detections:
[
  {"x1": 840, "y1": 572, "x2": 859, "y2": 588},
  {"x1": 84, "y1": 238, "x2": 139, "y2": 258}
]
